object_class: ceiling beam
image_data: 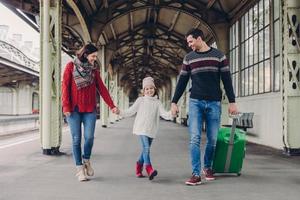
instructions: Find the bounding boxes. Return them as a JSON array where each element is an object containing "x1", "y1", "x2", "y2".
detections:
[
  {"x1": 228, "y1": 0, "x2": 250, "y2": 19},
  {"x1": 103, "y1": 0, "x2": 109, "y2": 8},
  {"x1": 168, "y1": 11, "x2": 180, "y2": 31},
  {"x1": 110, "y1": 24, "x2": 117, "y2": 40},
  {"x1": 206, "y1": 0, "x2": 217, "y2": 9},
  {"x1": 88, "y1": 0, "x2": 97, "y2": 12},
  {"x1": 65, "y1": 0, "x2": 91, "y2": 43},
  {"x1": 91, "y1": 1, "x2": 225, "y2": 43},
  {"x1": 81, "y1": 0, "x2": 93, "y2": 16},
  {"x1": 107, "y1": 23, "x2": 187, "y2": 51},
  {"x1": 102, "y1": 31, "x2": 109, "y2": 44},
  {"x1": 129, "y1": 12, "x2": 134, "y2": 31}
]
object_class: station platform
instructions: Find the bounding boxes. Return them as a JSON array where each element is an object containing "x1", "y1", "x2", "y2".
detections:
[{"x1": 0, "y1": 118, "x2": 299, "y2": 200}]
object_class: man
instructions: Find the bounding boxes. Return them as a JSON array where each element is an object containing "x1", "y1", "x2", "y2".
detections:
[{"x1": 171, "y1": 29, "x2": 238, "y2": 186}]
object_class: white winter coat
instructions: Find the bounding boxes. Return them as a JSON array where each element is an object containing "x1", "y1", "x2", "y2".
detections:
[{"x1": 120, "y1": 96, "x2": 172, "y2": 138}]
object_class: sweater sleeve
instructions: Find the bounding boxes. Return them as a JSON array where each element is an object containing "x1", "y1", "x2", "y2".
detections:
[
  {"x1": 159, "y1": 101, "x2": 172, "y2": 120},
  {"x1": 62, "y1": 62, "x2": 73, "y2": 113},
  {"x1": 119, "y1": 97, "x2": 142, "y2": 117},
  {"x1": 171, "y1": 56, "x2": 191, "y2": 103},
  {"x1": 95, "y1": 70, "x2": 116, "y2": 109},
  {"x1": 220, "y1": 55, "x2": 236, "y2": 103}
]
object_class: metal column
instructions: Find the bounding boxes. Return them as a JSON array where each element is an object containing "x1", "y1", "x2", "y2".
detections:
[
  {"x1": 100, "y1": 46, "x2": 109, "y2": 127},
  {"x1": 40, "y1": 0, "x2": 62, "y2": 155},
  {"x1": 109, "y1": 74, "x2": 117, "y2": 124},
  {"x1": 282, "y1": 0, "x2": 300, "y2": 155}
]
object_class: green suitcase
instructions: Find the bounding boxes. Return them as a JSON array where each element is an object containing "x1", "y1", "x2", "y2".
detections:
[{"x1": 212, "y1": 117, "x2": 246, "y2": 176}]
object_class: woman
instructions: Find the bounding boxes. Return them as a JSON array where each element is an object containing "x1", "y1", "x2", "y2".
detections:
[{"x1": 62, "y1": 43, "x2": 118, "y2": 181}]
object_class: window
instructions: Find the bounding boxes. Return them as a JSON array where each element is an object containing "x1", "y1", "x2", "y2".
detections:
[
  {"x1": 229, "y1": 0, "x2": 280, "y2": 97},
  {"x1": 273, "y1": 0, "x2": 280, "y2": 91},
  {"x1": 229, "y1": 22, "x2": 239, "y2": 97}
]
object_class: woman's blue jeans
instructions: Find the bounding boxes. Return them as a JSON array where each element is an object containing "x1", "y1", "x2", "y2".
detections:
[
  {"x1": 138, "y1": 135, "x2": 153, "y2": 165},
  {"x1": 188, "y1": 98, "x2": 221, "y2": 176},
  {"x1": 66, "y1": 107, "x2": 97, "y2": 166}
]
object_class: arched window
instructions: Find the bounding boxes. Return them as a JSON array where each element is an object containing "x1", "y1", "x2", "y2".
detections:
[{"x1": 32, "y1": 92, "x2": 39, "y2": 113}]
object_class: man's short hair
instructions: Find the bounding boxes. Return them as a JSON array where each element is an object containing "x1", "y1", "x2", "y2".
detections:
[{"x1": 185, "y1": 29, "x2": 204, "y2": 40}]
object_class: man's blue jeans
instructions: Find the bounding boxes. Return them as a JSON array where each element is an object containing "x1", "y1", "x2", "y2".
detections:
[
  {"x1": 66, "y1": 107, "x2": 97, "y2": 166},
  {"x1": 138, "y1": 135, "x2": 153, "y2": 165},
  {"x1": 188, "y1": 98, "x2": 221, "y2": 176}
]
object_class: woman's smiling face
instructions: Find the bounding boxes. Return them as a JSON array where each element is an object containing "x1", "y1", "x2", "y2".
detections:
[{"x1": 87, "y1": 52, "x2": 98, "y2": 65}]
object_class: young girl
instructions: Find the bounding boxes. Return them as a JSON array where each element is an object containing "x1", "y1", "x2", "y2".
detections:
[{"x1": 119, "y1": 76, "x2": 173, "y2": 180}]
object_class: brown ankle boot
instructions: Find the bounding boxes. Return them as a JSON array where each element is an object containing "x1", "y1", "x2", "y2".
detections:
[
  {"x1": 76, "y1": 165, "x2": 88, "y2": 182},
  {"x1": 136, "y1": 162, "x2": 144, "y2": 178},
  {"x1": 145, "y1": 164, "x2": 157, "y2": 180},
  {"x1": 83, "y1": 159, "x2": 94, "y2": 176}
]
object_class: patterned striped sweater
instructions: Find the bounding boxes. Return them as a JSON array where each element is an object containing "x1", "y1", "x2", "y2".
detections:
[{"x1": 172, "y1": 47, "x2": 235, "y2": 103}]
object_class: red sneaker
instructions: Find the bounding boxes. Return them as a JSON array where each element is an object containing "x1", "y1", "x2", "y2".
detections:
[
  {"x1": 135, "y1": 162, "x2": 144, "y2": 178},
  {"x1": 185, "y1": 175, "x2": 202, "y2": 186},
  {"x1": 145, "y1": 164, "x2": 158, "y2": 180},
  {"x1": 202, "y1": 168, "x2": 215, "y2": 181}
]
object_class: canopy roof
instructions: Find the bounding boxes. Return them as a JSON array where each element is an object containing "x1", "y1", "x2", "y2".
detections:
[{"x1": 2, "y1": 0, "x2": 252, "y2": 93}]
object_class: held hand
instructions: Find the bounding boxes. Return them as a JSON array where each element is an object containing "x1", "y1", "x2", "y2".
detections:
[
  {"x1": 228, "y1": 103, "x2": 238, "y2": 115},
  {"x1": 64, "y1": 112, "x2": 71, "y2": 117},
  {"x1": 171, "y1": 103, "x2": 179, "y2": 117},
  {"x1": 111, "y1": 107, "x2": 117, "y2": 114},
  {"x1": 116, "y1": 108, "x2": 120, "y2": 115},
  {"x1": 111, "y1": 107, "x2": 120, "y2": 115}
]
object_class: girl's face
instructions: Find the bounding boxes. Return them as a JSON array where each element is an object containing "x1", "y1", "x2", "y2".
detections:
[
  {"x1": 87, "y1": 52, "x2": 98, "y2": 65},
  {"x1": 144, "y1": 86, "x2": 155, "y2": 97}
]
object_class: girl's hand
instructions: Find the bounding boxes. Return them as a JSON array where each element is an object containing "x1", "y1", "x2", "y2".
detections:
[
  {"x1": 171, "y1": 103, "x2": 179, "y2": 117},
  {"x1": 64, "y1": 112, "x2": 71, "y2": 117}
]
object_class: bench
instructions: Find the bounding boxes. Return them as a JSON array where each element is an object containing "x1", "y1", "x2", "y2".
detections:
[{"x1": 223, "y1": 112, "x2": 254, "y2": 132}]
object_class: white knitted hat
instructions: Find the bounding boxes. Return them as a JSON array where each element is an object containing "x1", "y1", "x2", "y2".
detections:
[{"x1": 142, "y1": 77, "x2": 156, "y2": 89}]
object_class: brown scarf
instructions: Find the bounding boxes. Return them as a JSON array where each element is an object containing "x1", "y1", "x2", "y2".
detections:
[{"x1": 73, "y1": 57, "x2": 96, "y2": 89}]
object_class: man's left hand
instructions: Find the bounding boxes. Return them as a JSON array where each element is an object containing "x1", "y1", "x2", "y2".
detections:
[{"x1": 228, "y1": 103, "x2": 238, "y2": 115}]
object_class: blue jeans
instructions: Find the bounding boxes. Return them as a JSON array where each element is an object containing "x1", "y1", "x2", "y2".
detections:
[
  {"x1": 66, "y1": 107, "x2": 97, "y2": 166},
  {"x1": 188, "y1": 98, "x2": 221, "y2": 176},
  {"x1": 138, "y1": 135, "x2": 153, "y2": 165}
]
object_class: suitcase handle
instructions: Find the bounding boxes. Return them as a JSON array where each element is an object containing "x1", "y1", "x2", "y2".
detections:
[
  {"x1": 228, "y1": 113, "x2": 243, "y2": 137},
  {"x1": 224, "y1": 113, "x2": 243, "y2": 172},
  {"x1": 229, "y1": 112, "x2": 243, "y2": 119}
]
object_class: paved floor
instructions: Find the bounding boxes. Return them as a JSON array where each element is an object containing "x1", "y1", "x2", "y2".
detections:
[{"x1": 0, "y1": 118, "x2": 299, "y2": 200}]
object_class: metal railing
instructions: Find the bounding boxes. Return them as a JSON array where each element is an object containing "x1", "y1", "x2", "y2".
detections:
[{"x1": 0, "y1": 40, "x2": 39, "y2": 71}]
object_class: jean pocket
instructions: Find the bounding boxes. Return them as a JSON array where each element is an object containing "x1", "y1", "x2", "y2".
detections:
[{"x1": 209, "y1": 101, "x2": 221, "y2": 114}]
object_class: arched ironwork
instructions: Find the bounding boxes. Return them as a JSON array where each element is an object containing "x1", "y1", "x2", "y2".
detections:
[
  {"x1": 89, "y1": 0, "x2": 226, "y2": 43},
  {"x1": 0, "y1": 40, "x2": 39, "y2": 71}
]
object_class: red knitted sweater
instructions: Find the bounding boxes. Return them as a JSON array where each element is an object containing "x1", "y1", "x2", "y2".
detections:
[{"x1": 62, "y1": 62, "x2": 115, "y2": 113}]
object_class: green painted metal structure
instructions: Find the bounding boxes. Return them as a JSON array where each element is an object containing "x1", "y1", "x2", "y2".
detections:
[
  {"x1": 1, "y1": 0, "x2": 296, "y2": 154},
  {"x1": 282, "y1": 0, "x2": 300, "y2": 155}
]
